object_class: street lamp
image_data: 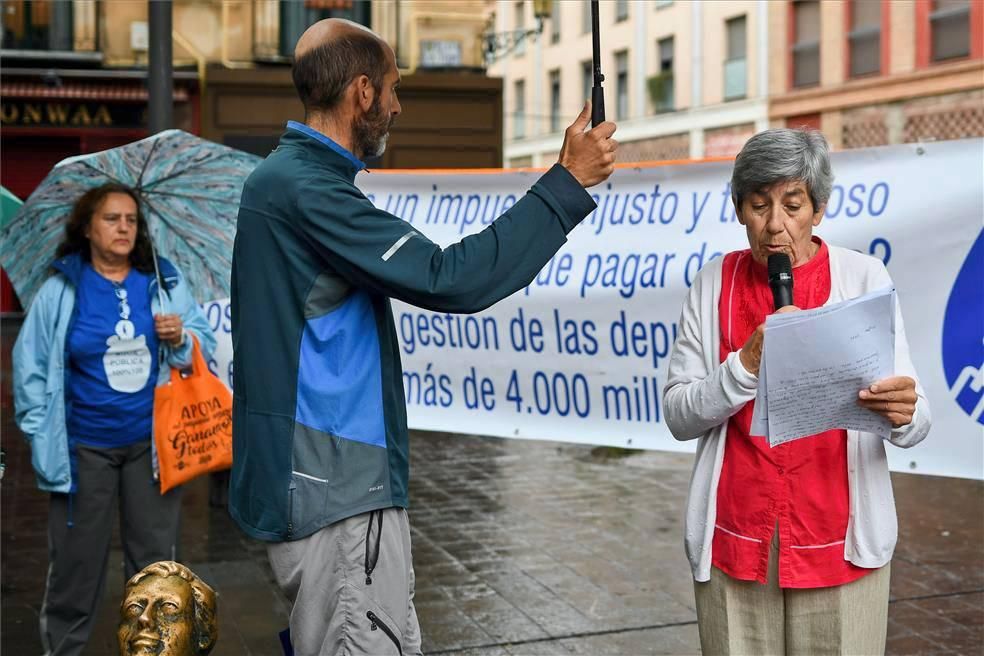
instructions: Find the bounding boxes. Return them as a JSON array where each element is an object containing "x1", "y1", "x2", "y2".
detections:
[{"x1": 483, "y1": 0, "x2": 553, "y2": 65}]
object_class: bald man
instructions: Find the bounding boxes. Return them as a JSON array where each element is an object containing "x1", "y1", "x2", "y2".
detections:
[{"x1": 231, "y1": 19, "x2": 617, "y2": 656}]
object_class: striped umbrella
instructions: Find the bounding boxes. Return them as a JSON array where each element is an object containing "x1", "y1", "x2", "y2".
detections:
[
  {"x1": 0, "y1": 186, "x2": 23, "y2": 231},
  {"x1": 0, "y1": 130, "x2": 261, "y2": 307}
]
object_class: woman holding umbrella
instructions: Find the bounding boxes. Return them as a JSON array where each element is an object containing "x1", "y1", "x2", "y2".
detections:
[{"x1": 12, "y1": 183, "x2": 215, "y2": 655}]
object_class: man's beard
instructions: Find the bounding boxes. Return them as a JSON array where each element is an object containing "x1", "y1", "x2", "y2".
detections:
[{"x1": 353, "y1": 96, "x2": 392, "y2": 159}]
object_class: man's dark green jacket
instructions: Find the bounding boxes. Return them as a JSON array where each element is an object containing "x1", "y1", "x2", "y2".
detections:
[{"x1": 230, "y1": 124, "x2": 596, "y2": 541}]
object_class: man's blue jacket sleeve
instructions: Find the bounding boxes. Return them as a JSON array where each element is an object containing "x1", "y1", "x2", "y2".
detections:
[{"x1": 296, "y1": 164, "x2": 596, "y2": 313}]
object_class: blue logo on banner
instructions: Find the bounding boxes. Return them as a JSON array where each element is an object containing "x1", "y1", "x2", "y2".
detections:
[{"x1": 941, "y1": 229, "x2": 984, "y2": 425}]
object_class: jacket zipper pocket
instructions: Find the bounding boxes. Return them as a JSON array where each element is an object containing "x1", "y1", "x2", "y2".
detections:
[
  {"x1": 366, "y1": 610, "x2": 401, "y2": 654},
  {"x1": 286, "y1": 483, "x2": 296, "y2": 539},
  {"x1": 364, "y1": 510, "x2": 383, "y2": 585}
]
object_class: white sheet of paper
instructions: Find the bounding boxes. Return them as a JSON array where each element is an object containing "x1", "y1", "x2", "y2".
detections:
[
  {"x1": 749, "y1": 297, "x2": 863, "y2": 439},
  {"x1": 762, "y1": 287, "x2": 896, "y2": 447},
  {"x1": 750, "y1": 352, "x2": 769, "y2": 437}
]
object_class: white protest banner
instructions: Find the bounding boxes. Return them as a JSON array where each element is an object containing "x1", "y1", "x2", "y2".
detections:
[{"x1": 202, "y1": 139, "x2": 983, "y2": 480}]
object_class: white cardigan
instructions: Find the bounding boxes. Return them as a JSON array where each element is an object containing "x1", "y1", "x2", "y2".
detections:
[{"x1": 663, "y1": 245, "x2": 931, "y2": 583}]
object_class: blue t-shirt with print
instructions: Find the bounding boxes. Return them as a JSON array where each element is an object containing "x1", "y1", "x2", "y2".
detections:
[{"x1": 67, "y1": 265, "x2": 160, "y2": 447}]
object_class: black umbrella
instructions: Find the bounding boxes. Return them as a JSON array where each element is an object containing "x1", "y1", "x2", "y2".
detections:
[{"x1": 590, "y1": 0, "x2": 606, "y2": 127}]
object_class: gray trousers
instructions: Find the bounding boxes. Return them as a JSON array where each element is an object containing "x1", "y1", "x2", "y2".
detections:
[
  {"x1": 694, "y1": 529, "x2": 891, "y2": 655},
  {"x1": 40, "y1": 441, "x2": 183, "y2": 656},
  {"x1": 268, "y1": 507, "x2": 423, "y2": 656}
]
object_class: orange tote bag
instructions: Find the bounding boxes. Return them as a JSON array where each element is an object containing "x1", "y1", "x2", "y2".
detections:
[{"x1": 153, "y1": 335, "x2": 233, "y2": 493}]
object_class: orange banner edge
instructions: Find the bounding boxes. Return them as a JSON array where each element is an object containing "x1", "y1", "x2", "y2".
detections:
[{"x1": 366, "y1": 155, "x2": 736, "y2": 176}]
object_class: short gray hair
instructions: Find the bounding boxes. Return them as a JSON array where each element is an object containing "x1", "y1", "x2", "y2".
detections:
[
  {"x1": 292, "y1": 29, "x2": 388, "y2": 115},
  {"x1": 731, "y1": 128, "x2": 833, "y2": 211}
]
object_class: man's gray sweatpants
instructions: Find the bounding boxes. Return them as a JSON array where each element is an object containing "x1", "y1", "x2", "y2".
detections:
[{"x1": 268, "y1": 507, "x2": 423, "y2": 656}]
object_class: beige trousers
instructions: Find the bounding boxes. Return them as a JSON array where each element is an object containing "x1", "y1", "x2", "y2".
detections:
[{"x1": 694, "y1": 531, "x2": 891, "y2": 656}]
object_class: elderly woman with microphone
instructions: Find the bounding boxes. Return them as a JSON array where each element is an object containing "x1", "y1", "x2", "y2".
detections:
[{"x1": 663, "y1": 128, "x2": 931, "y2": 655}]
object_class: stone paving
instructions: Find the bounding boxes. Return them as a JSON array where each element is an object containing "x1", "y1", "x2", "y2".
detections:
[{"x1": 3, "y1": 315, "x2": 983, "y2": 655}]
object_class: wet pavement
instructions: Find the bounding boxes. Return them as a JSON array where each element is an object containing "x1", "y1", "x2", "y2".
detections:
[{"x1": 3, "y1": 314, "x2": 982, "y2": 655}]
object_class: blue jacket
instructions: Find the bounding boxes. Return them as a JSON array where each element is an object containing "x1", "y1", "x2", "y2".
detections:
[
  {"x1": 231, "y1": 126, "x2": 596, "y2": 541},
  {"x1": 12, "y1": 253, "x2": 217, "y2": 493}
]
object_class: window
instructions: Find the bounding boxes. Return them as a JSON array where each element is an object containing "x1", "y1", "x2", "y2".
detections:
[
  {"x1": 724, "y1": 15, "x2": 747, "y2": 100},
  {"x1": 649, "y1": 37, "x2": 674, "y2": 113},
  {"x1": 615, "y1": 50, "x2": 629, "y2": 120},
  {"x1": 655, "y1": 0, "x2": 674, "y2": 8},
  {"x1": 514, "y1": 2, "x2": 526, "y2": 56},
  {"x1": 1, "y1": 0, "x2": 77, "y2": 51},
  {"x1": 659, "y1": 38, "x2": 674, "y2": 72},
  {"x1": 616, "y1": 0, "x2": 629, "y2": 22},
  {"x1": 848, "y1": 0, "x2": 881, "y2": 77},
  {"x1": 582, "y1": 1, "x2": 591, "y2": 35},
  {"x1": 930, "y1": 0, "x2": 971, "y2": 61},
  {"x1": 791, "y1": 1, "x2": 821, "y2": 88},
  {"x1": 550, "y1": 0, "x2": 561, "y2": 44},
  {"x1": 514, "y1": 80, "x2": 526, "y2": 139},
  {"x1": 549, "y1": 70, "x2": 562, "y2": 132},
  {"x1": 279, "y1": 1, "x2": 369, "y2": 58},
  {"x1": 582, "y1": 60, "x2": 593, "y2": 104}
]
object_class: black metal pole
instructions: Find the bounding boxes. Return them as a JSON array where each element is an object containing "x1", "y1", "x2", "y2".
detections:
[
  {"x1": 148, "y1": 0, "x2": 173, "y2": 134},
  {"x1": 590, "y1": 0, "x2": 605, "y2": 127}
]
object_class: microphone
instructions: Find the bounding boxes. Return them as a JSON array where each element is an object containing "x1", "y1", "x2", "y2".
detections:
[{"x1": 768, "y1": 253, "x2": 793, "y2": 310}]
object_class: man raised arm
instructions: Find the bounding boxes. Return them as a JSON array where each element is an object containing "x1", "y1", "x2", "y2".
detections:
[{"x1": 230, "y1": 18, "x2": 617, "y2": 656}]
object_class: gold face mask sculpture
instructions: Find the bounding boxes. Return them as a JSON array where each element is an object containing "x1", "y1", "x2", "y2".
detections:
[{"x1": 118, "y1": 561, "x2": 217, "y2": 656}]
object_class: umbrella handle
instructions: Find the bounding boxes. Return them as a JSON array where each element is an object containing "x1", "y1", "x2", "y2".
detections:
[
  {"x1": 591, "y1": 86, "x2": 606, "y2": 128},
  {"x1": 150, "y1": 241, "x2": 168, "y2": 312},
  {"x1": 590, "y1": 0, "x2": 605, "y2": 127}
]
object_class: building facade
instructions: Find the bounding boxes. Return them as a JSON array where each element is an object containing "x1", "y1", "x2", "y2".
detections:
[
  {"x1": 202, "y1": 0, "x2": 500, "y2": 169},
  {"x1": 374, "y1": 0, "x2": 488, "y2": 71},
  {"x1": 768, "y1": 0, "x2": 984, "y2": 149},
  {"x1": 487, "y1": 0, "x2": 772, "y2": 166},
  {"x1": 1, "y1": 0, "x2": 499, "y2": 176},
  {"x1": 0, "y1": 0, "x2": 502, "y2": 311},
  {"x1": 487, "y1": 0, "x2": 983, "y2": 167}
]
